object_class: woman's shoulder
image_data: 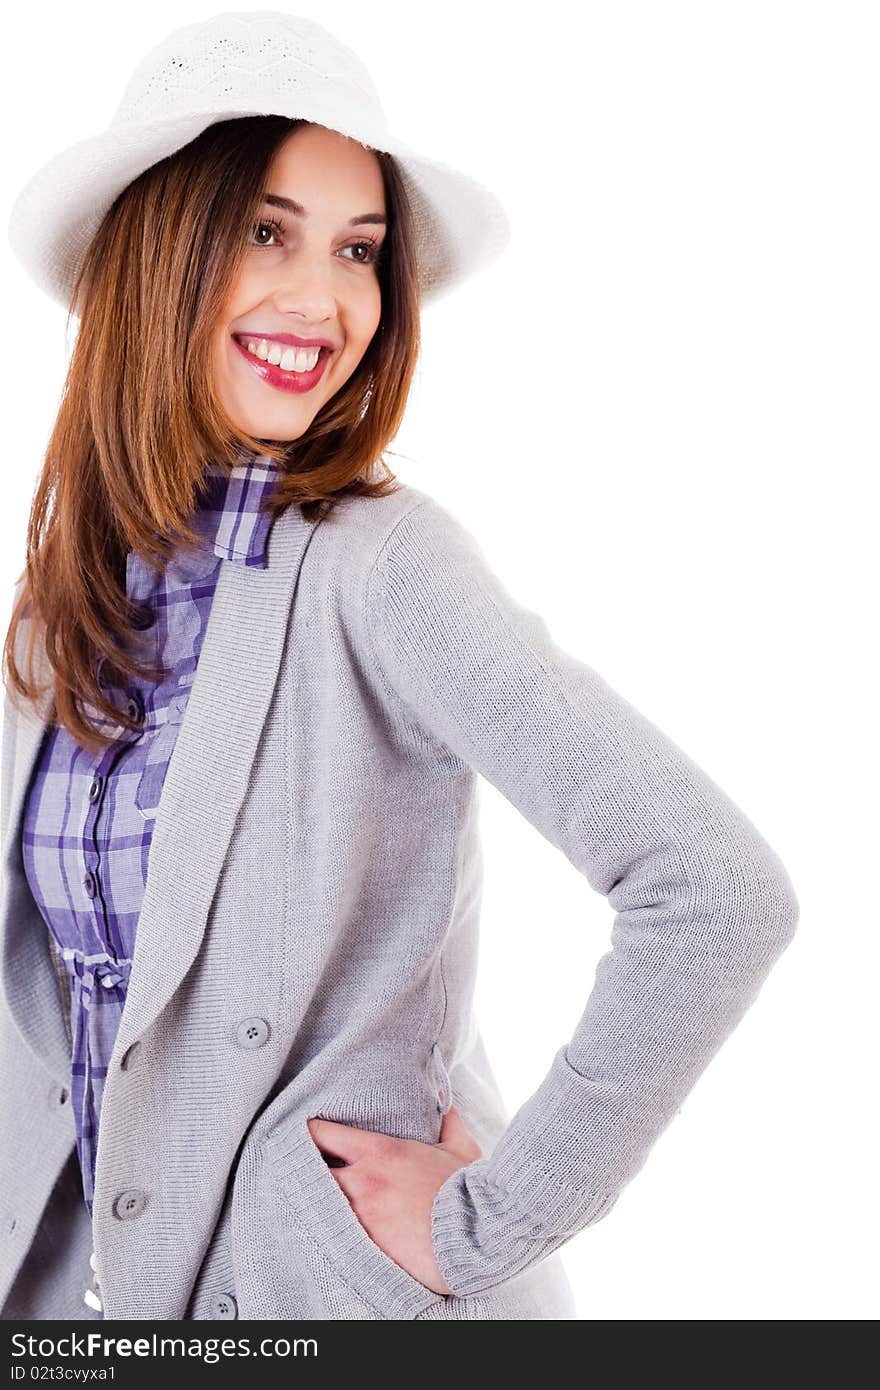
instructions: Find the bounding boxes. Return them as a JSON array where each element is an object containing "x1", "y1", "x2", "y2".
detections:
[
  {"x1": 320, "y1": 479, "x2": 468, "y2": 566},
  {"x1": 319, "y1": 480, "x2": 458, "y2": 561}
]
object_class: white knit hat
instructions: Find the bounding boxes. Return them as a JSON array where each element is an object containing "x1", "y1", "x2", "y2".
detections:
[{"x1": 7, "y1": 10, "x2": 510, "y2": 311}]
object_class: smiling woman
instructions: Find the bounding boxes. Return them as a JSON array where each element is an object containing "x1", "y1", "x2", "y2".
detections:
[
  {"x1": 4, "y1": 111, "x2": 421, "y2": 761},
  {"x1": 1, "y1": 14, "x2": 524, "y2": 1322},
  {"x1": 2, "y1": 9, "x2": 798, "y2": 1329},
  {"x1": 213, "y1": 124, "x2": 391, "y2": 431}
]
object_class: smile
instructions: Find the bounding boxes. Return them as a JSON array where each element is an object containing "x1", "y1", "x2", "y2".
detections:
[{"x1": 231, "y1": 334, "x2": 332, "y2": 395}]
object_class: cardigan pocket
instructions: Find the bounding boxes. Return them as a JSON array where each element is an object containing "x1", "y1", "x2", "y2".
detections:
[
  {"x1": 264, "y1": 1108, "x2": 449, "y2": 1321},
  {"x1": 428, "y1": 1042, "x2": 453, "y2": 1116}
]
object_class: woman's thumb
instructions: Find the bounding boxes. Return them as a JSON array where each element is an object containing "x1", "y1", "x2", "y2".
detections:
[{"x1": 438, "y1": 1104, "x2": 483, "y2": 1160}]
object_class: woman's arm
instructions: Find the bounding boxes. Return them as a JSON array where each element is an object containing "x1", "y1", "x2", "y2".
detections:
[{"x1": 364, "y1": 494, "x2": 799, "y2": 1298}]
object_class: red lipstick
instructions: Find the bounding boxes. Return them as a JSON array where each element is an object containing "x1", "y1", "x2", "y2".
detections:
[{"x1": 231, "y1": 335, "x2": 332, "y2": 395}]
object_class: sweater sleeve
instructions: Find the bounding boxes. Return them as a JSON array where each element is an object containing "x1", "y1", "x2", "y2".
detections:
[{"x1": 364, "y1": 495, "x2": 800, "y2": 1299}]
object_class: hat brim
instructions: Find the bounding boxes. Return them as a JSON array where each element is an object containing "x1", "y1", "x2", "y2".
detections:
[{"x1": 8, "y1": 110, "x2": 511, "y2": 310}]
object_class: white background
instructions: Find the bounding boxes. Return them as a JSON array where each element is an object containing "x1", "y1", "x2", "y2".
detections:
[{"x1": 2, "y1": 1, "x2": 877, "y2": 1321}]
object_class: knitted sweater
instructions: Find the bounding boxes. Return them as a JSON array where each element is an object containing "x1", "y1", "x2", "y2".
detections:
[
  {"x1": 367, "y1": 497, "x2": 801, "y2": 1292},
  {"x1": 0, "y1": 480, "x2": 800, "y2": 1318},
  {"x1": 22, "y1": 455, "x2": 280, "y2": 1231}
]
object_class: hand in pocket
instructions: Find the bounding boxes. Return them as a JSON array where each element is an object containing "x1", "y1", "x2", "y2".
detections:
[{"x1": 307, "y1": 1106, "x2": 483, "y2": 1296}]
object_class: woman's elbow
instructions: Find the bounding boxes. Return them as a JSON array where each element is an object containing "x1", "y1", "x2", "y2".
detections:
[{"x1": 720, "y1": 840, "x2": 801, "y2": 971}]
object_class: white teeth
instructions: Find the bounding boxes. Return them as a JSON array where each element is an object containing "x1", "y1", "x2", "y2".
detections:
[{"x1": 242, "y1": 337, "x2": 322, "y2": 373}]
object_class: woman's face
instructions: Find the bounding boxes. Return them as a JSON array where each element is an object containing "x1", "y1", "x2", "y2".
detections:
[{"x1": 212, "y1": 123, "x2": 387, "y2": 442}]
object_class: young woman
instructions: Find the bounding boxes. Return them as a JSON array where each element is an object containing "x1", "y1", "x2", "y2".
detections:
[{"x1": 0, "y1": 13, "x2": 799, "y2": 1322}]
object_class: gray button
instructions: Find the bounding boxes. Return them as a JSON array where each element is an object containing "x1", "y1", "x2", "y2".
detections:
[
  {"x1": 209, "y1": 1291, "x2": 238, "y2": 1319},
  {"x1": 83, "y1": 871, "x2": 97, "y2": 898},
  {"x1": 112, "y1": 1189, "x2": 148, "y2": 1220},
  {"x1": 235, "y1": 1017, "x2": 270, "y2": 1049},
  {"x1": 126, "y1": 695, "x2": 143, "y2": 724},
  {"x1": 120, "y1": 1041, "x2": 141, "y2": 1071},
  {"x1": 88, "y1": 777, "x2": 102, "y2": 803}
]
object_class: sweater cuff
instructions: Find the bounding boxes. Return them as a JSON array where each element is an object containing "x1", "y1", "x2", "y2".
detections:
[
  {"x1": 430, "y1": 1162, "x2": 614, "y2": 1298},
  {"x1": 429, "y1": 1048, "x2": 619, "y2": 1297}
]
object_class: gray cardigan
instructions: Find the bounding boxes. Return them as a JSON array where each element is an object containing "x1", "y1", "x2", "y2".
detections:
[{"x1": 0, "y1": 482, "x2": 799, "y2": 1320}]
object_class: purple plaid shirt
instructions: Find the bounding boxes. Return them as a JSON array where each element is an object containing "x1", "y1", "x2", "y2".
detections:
[{"x1": 21, "y1": 456, "x2": 280, "y2": 1231}]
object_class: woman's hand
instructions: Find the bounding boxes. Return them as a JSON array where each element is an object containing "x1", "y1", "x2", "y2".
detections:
[{"x1": 306, "y1": 1105, "x2": 484, "y2": 1296}]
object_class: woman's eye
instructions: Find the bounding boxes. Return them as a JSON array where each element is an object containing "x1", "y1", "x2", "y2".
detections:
[
  {"x1": 340, "y1": 239, "x2": 383, "y2": 267},
  {"x1": 249, "y1": 220, "x2": 383, "y2": 268},
  {"x1": 250, "y1": 218, "x2": 284, "y2": 247}
]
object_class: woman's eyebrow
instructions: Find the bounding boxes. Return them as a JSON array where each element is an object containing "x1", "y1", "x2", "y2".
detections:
[{"x1": 263, "y1": 192, "x2": 387, "y2": 227}]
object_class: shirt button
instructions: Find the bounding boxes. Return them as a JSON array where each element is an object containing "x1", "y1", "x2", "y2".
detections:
[
  {"x1": 88, "y1": 776, "x2": 102, "y2": 802},
  {"x1": 83, "y1": 1288, "x2": 103, "y2": 1312},
  {"x1": 83, "y1": 871, "x2": 97, "y2": 898},
  {"x1": 112, "y1": 1189, "x2": 148, "y2": 1220},
  {"x1": 210, "y1": 1292, "x2": 238, "y2": 1319},
  {"x1": 235, "y1": 1017, "x2": 271, "y2": 1049},
  {"x1": 126, "y1": 694, "x2": 144, "y2": 724}
]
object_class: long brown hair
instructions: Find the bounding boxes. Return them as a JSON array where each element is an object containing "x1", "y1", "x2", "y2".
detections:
[{"x1": 3, "y1": 116, "x2": 421, "y2": 756}]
